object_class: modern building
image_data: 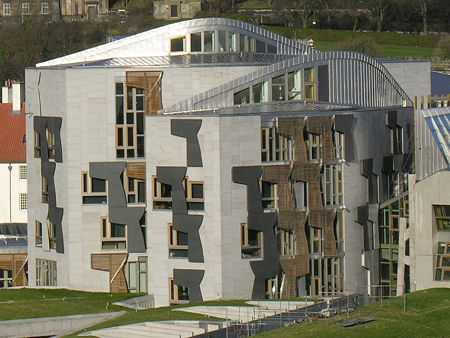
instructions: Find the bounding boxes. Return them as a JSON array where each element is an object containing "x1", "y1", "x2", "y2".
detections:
[
  {"x1": 26, "y1": 18, "x2": 415, "y2": 306},
  {"x1": 153, "y1": 0, "x2": 205, "y2": 20},
  {"x1": 0, "y1": 82, "x2": 28, "y2": 288}
]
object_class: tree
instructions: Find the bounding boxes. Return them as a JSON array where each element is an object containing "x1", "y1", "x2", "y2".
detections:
[
  {"x1": 437, "y1": 36, "x2": 450, "y2": 60},
  {"x1": 418, "y1": 0, "x2": 429, "y2": 33},
  {"x1": 368, "y1": 0, "x2": 390, "y2": 32}
]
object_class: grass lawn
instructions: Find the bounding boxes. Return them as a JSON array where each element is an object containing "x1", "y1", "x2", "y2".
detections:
[
  {"x1": 256, "y1": 288, "x2": 450, "y2": 338},
  {"x1": 0, "y1": 288, "x2": 142, "y2": 320},
  {"x1": 314, "y1": 41, "x2": 436, "y2": 59},
  {"x1": 238, "y1": 0, "x2": 271, "y2": 9}
]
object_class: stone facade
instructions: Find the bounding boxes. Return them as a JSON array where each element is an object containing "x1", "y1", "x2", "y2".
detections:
[{"x1": 153, "y1": 0, "x2": 204, "y2": 20}]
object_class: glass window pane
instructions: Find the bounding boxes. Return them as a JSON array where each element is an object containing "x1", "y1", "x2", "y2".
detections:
[
  {"x1": 127, "y1": 87, "x2": 133, "y2": 110},
  {"x1": 115, "y1": 83, "x2": 123, "y2": 95},
  {"x1": 111, "y1": 223, "x2": 126, "y2": 237},
  {"x1": 126, "y1": 113, "x2": 134, "y2": 124},
  {"x1": 116, "y1": 97, "x2": 124, "y2": 124},
  {"x1": 137, "y1": 136, "x2": 144, "y2": 158},
  {"x1": 91, "y1": 178, "x2": 106, "y2": 192},
  {"x1": 191, "y1": 183, "x2": 203, "y2": 198},
  {"x1": 177, "y1": 231, "x2": 188, "y2": 246},
  {"x1": 191, "y1": 32, "x2": 201, "y2": 52},
  {"x1": 137, "y1": 113, "x2": 144, "y2": 135},
  {"x1": 204, "y1": 31, "x2": 214, "y2": 52},
  {"x1": 138, "y1": 182, "x2": 146, "y2": 203},
  {"x1": 272, "y1": 75, "x2": 286, "y2": 101},
  {"x1": 129, "y1": 263, "x2": 137, "y2": 288},
  {"x1": 136, "y1": 96, "x2": 144, "y2": 111},
  {"x1": 139, "y1": 273, "x2": 147, "y2": 292},
  {"x1": 256, "y1": 40, "x2": 266, "y2": 53},
  {"x1": 218, "y1": 31, "x2": 226, "y2": 51},
  {"x1": 234, "y1": 88, "x2": 250, "y2": 105},
  {"x1": 171, "y1": 37, "x2": 185, "y2": 52}
]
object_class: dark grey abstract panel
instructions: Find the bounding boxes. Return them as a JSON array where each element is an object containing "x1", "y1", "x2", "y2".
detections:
[
  {"x1": 232, "y1": 165, "x2": 280, "y2": 299},
  {"x1": 34, "y1": 116, "x2": 64, "y2": 253},
  {"x1": 360, "y1": 159, "x2": 378, "y2": 204},
  {"x1": 156, "y1": 166, "x2": 204, "y2": 263},
  {"x1": 171, "y1": 119, "x2": 203, "y2": 167},
  {"x1": 90, "y1": 162, "x2": 146, "y2": 253},
  {"x1": 173, "y1": 269, "x2": 205, "y2": 303},
  {"x1": 335, "y1": 114, "x2": 355, "y2": 162}
]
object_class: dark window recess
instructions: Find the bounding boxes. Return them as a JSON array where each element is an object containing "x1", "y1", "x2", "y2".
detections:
[
  {"x1": 127, "y1": 87, "x2": 133, "y2": 110},
  {"x1": 117, "y1": 149, "x2": 124, "y2": 158},
  {"x1": 83, "y1": 196, "x2": 107, "y2": 204},
  {"x1": 153, "y1": 201, "x2": 172, "y2": 209},
  {"x1": 138, "y1": 182, "x2": 146, "y2": 203},
  {"x1": 136, "y1": 96, "x2": 144, "y2": 111},
  {"x1": 256, "y1": 40, "x2": 265, "y2": 53},
  {"x1": 267, "y1": 44, "x2": 277, "y2": 54},
  {"x1": 118, "y1": 128, "x2": 123, "y2": 146},
  {"x1": 127, "y1": 127, "x2": 134, "y2": 146},
  {"x1": 91, "y1": 178, "x2": 106, "y2": 193},
  {"x1": 191, "y1": 32, "x2": 201, "y2": 52},
  {"x1": 161, "y1": 183, "x2": 172, "y2": 197},
  {"x1": 170, "y1": 249, "x2": 188, "y2": 258},
  {"x1": 177, "y1": 231, "x2": 188, "y2": 246},
  {"x1": 115, "y1": 83, "x2": 123, "y2": 95},
  {"x1": 191, "y1": 184, "x2": 203, "y2": 198},
  {"x1": 127, "y1": 149, "x2": 135, "y2": 158},
  {"x1": 137, "y1": 136, "x2": 144, "y2": 158},
  {"x1": 116, "y1": 97, "x2": 124, "y2": 124},
  {"x1": 170, "y1": 4, "x2": 178, "y2": 17},
  {"x1": 178, "y1": 286, "x2": 189, "y2": 300},
  {"x1": 137, "y1": 114, "x2": 144, "y2": 134},
  {"x1": 128, "y1": 194, "x2": 136, "y2": 203},
  {"x1": 171, "y1": 37, "x2": 185, "y2": 52},
  {"x1": 126, "y1": 113, "x2": 134, "y2": 124},
  {"x1": 188, "y1": 202, "x2": 204, "y2": 210},
  {"x1": 111, "y1": 223, "x2": 126, "y2": 237}
]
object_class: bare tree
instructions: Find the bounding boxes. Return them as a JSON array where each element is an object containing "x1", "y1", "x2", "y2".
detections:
[
  {"x1": 368, "y1": 0, "x2": 389, "y2": 32},
  {"x1": 419, "y1": 0, "x2": 429, "y2": 34}
]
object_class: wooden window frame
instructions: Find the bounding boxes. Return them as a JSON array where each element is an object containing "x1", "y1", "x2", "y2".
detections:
[
  {"x1": 34, "y1": 131, "x2": 41, "y2": 158},
  {"x1": 304, "y1": 67, "x2": 317, "y2": 101},
  {"x1": 169, "y1": 278, "x2": 189, "y2": 303},
  {"x1": 186, "y1": 181, "x2": 204, "y2": 211},
  {"x1": 261, "y1": 126, "x2": 293, "y2": 163},
  {"x1": 41, "y1": 176, "x2": 48, "y2": 203},
  {"x1": 35, "y1": 221, "x2": 42, "y2": 247},
  {"x1": 308, "y1": 132, "x2": 322, "y2": 162},
  {"x1": 278, "y1": 228, "x2": 295, "y2": 258},
  {"x1": 170, "y1": 36, "x2": 186, "y2": 53},
  {"x1": 47, "y1": 220, "x2": 56, "y2": 250},
  {"x1": 101, "y1": 217, "x2": 127, "y2": 250},
  {"x1": 168, "y1": 223, "x2": 188, "y2": 258},
  {"x1": 123, "y1": 172, "x2": 146, "y2": 205},
  {"x1": 82, "y1": 171, "x2": 108, "y2": 204},
  {"x1": 241, "y1": 223, "x2": 263, "y2": 259}
]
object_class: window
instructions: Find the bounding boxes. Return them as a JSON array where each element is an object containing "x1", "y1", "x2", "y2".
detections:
[
  {"x1": 123, "y1": 174, "x2": 146, "y2": 204},
  {"x1": 41, "y1": 176, "x2": 48, "y2": 203},
  {"x1": 153, "y1": 177, "x2": 173, "y2": 209},
  {"x1": 256, "y1": 39, "x2": 266, "y2": 53},
  {"x1": 3, "y1": 3, "x2": 11, "y2": 15},
  {"x1": 272, "y1": 75, "x2": 286, "y2": 101},
  {"x1": 229, "y1": 32, "x2": 238, "y2": 52},
  {"x1": 287, "y1": 71, "x2": 302, "y2": 101},
  {"x1": 240, "y1": 34, "x2": 248, "y2": 52},
  {"x1": 0, "y1": 269, "x2": 12, "y2": 288},
  {"x1": 34, "y1": 131, "x2": 41, "y2": 157},
  {"x1": 241, "y1": 223, "x2": 262, "y2": 259},
  {"x1": 334, "y1": 130, "x2": 344, "y2": 159},
  {"x1": 191, "y1": 32, "x2": 201, "y2": 52},
  {"x1": 36, "y1": 259, "x2": 57, "y2": 286},
  {"x1": 19, "y1": 165, "x2": 27, "y2": 179},
  {"x1": 435, "y1": 242, "x2": 450, "y2": 281},
  {"x1": 252, "y1": 82, "x2": 268, "y2": 103},
  {"x1": 304, "y1": 67, "x2": 317, "y2": 101},
  {"x1": 47, "y1": 130, "x2": 56, "y2": 160},
  {"x1": 307, "y1": 132, "x2": 322, "y2": 162},
  {"x1": 187, "y1": 182, "x2": 204, "y2": 211},
  {"x1": 169, "y1": 223, "x2": 188, "y2": 258},
  {"x1": 234, "y1": 88, "x2": 250, "y2": 105},
  {"x1": 169, "y1": 278, "x2": 189, "y2": 303},
  {"x1": 22, "y1": 2, "x2": 30, "y2": 15},
  {"x1": 101, "y1": 217, "x2": 126, "y2": 250},
  {"x1": 262, "y1": 181, "x2": 277, "y2": 210},
  {"x1": 390, "y1": 125, "x2": 403, "y2": 154},
  {"x1": 116, "y1": 83, "x2": 145, "y2": 158},
  {"x1": 82, "y1": 172, "x2": 107, "y2": 204},
  {"x1": 277, "y1": 228, "x2": 295, "y2": 257},
  {"x1": 261, "y1": 126, "x2": 293, "y2": 162},
  {"x1": 434, "y1": 205, "x2": 450, "y2": 231},
  {"x1": 41, "y1": 1, "x2": 48, "y2": 14},
  {"x1": 267, "y1": 44, "x2": 277, "y2": 54},
  {"x1": 311, "y1": 228, "x2": 323, "y2": 254},
  {"x1": 204, "y1": 31, "x2": 214, "y2": 52},
  {"x1": 320, "y1": 164, "x2": 343, "y2": 206},
  {"x1": 19, "y1": 193, "x2": 27, "y2": 210},
  {"x1": 128, "y1": 257, "x2": 147, "y2": 293},
  {"x1": 35, "y1": 221, "x2": 42, "y2": 247},
  {"x1": 218, "y1": 31, "x2": 227, "y2": 51},
  {"x1": 170, "y1": 4, "x2": 178, "y2": 17},
  {"x1": 48, "y1": 220, "x2": 56, "y2": 250},
  {"x1": 170, "y1": 36, "x2": 186, "y2": 52}
]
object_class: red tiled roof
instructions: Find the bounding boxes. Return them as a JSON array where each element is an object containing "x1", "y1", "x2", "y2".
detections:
[{"x1": 0, "y1": 103, "x2": 26, "y2": 163}]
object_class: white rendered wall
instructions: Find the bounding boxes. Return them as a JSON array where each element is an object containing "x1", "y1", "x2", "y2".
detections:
[
  {"x1": 0, "y1": 163, "x2": 27, "y2": 223},
  {"x1": 409, "y1": 171, "x2": 450, "y2": 291}
]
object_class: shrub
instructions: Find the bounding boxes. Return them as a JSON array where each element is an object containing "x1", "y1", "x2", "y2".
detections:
[
  {"x1": 335, "y1": 36, "x2": 382, "y2": 58},
  {"x1": 436, "y1": 36, "x2": 450, "y2": 60}
]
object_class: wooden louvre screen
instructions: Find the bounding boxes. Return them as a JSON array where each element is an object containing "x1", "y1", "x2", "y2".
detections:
[
  {"x1": 91, "y1": 253, "x2": 129, "y2": 293},
  {"x1": 0, "y1": 253, "x2": 28, "y2": 287},
  {"x1": 126, "y1": 71, "x2": 163, "y2": 115},
  {"x1": 127, "y1": 162, "x2": 146, "y2": 180}
]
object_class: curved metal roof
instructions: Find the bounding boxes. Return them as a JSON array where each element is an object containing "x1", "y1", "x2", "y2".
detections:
[{"x1": 37, "y1": 18, "x2": 318, "y2": 68}]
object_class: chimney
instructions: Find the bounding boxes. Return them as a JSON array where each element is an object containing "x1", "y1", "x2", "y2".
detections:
[
  {"x1": 12, "y1": 83, "x2": 24, "y2": 112},
  {"x1": 1, "y1": 84, "x2": 9, "y2": 103}
]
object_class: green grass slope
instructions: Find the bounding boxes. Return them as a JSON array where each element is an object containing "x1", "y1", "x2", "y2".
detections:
[{"x1": 257, "y1": 288, "x2": 450, "y2": 338}]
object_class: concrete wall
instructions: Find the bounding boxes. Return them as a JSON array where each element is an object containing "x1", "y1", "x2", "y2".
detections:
[{"x1": 0, "y1": 163, "x2": 27, "y2": 223}]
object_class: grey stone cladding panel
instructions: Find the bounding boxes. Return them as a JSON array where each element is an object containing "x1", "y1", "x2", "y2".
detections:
[
  {"x1": 232, "y1": 166, "x2": 263, "y2": 217},
  {"x1": 34, "y1": 116, "x2": 64, "y2": 254},
  {"x1": 171, "y1": 119, "x2": 203, "y2": 167},
  {"x1": 360, "y1": 159, "x2": 378, "y2": 204},
  {"x1": 173, "y1": 269, "x2": 205, "y2": 303},
  {"x1": 156, "y1": 166, "x2": 204, "y2": 263},
  {"x1": 90, "y1": 162, "x2": 146, "y2": 253},
  {"x1": 318, "y1": 65, "x2": 329, "y2": 102}
]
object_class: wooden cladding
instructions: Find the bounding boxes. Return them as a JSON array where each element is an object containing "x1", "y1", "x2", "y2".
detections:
[
  {"x1": 0, "y1": 253, "x2": 28, "y2": 287},
  {"x1": 309, "y1": 209, "x2": 337, "y2": 257},
  {"x1": 127, "y1": 162, "x2": 146, "y2": 180},
  {"x1": 262, "y1": 165, "x2": 291, "y2": 183},
  {"x1": 91, "y1": 253, "x2": 128, "y2": 293},
  {"x1": 126, "y1": 71, "x2": 163, "y2": 115}
]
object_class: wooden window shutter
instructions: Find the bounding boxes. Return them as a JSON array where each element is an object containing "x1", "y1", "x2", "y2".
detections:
[{"x1": 126, "y1": 71, "x2": 163, "y2": 115}]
